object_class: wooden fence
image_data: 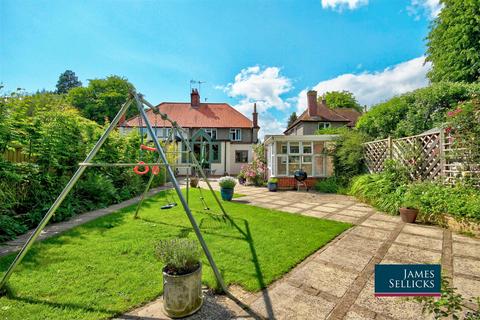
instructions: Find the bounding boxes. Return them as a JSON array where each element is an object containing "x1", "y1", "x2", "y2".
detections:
[
  {"x1": 2, "y1": 148, "x2": 30, "y2": 163},
  {"x1": 364, "y1": 129, "x2": 479, "y2": 185}
]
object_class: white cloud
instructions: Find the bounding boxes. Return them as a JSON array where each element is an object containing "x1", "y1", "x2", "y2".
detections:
[
  {"x1": 219, "y1": 66, "x2": 293, "y2": 138},
  {"x1": 321, "y1": 0, "x2": 368, "y2": 11},
  {"x1": 407, "y1": 0, "x2": 443, "y2": 20},
  {"x1": 297, "y1": 56, "x2": 431, "y2": 113}
]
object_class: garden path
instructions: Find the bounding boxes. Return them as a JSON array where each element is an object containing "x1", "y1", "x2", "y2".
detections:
[{"x1": 121, "y1": 182, "x2": 480, "y2": 320}]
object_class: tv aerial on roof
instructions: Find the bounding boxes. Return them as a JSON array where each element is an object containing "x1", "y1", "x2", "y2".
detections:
[{"x1": 190, "y1": 79, "x2": 205, "y2": 92}]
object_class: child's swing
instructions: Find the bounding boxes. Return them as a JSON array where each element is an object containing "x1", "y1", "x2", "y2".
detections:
[{"x1": 133, "y1": 110, "x2": 177, "y2": 210}]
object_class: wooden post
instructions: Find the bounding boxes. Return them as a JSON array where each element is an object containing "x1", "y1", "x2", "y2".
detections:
[
  {"x1": 439, "y1": 129, "x2": 446, "y2": 181},
  {"x1": 387, "y1": 136, "x2": 393, "y2": 160}
]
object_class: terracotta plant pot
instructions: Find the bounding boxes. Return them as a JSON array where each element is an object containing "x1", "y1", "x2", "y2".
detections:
[
  {"x1": 399, "y1": 207, "x2": 418, "y2": 223},
  {"x1": 163, "y1": 263, "x2": 203, "y2": 318},
  {"x1": 190, "y1": 178, "x2": 199, "y2": 188}
]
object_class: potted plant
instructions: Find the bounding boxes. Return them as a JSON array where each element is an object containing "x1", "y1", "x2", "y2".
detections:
[
  {"x1": 219, "y1": 176, "x2": 237, "y2": 201},
  {"x1": 155, "y1": 238, "x2": 203, "y2": 318},
  {"x1": 399, "y1": 190, "x2": 420, "y2": 223},
  {"x1": 267, "y1": 178, "x2": 278, "y2": 192},
  {"x1": 237, "y1": 171, "x2": 246, "y2": 185},
  {"x1": 190, "y1": 177, "x2": 199, "y2": 188}
]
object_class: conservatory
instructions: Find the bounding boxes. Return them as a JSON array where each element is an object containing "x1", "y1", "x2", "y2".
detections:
[{"x1": 264, "y1": 135, "x2": 338, "y2": 189}]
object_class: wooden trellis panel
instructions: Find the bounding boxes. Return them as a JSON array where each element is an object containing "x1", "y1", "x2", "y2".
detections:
[
  {"x1": 364, "y1": 138, "x2": 389, "y2": 173},
  {"x1": 364, "y1": 129, "x2": 479, "y2": 186},
  {"x1": 391, "y1": 132, "x2": 442, "y2": 180}
]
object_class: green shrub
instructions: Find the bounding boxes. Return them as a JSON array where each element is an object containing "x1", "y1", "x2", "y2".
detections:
[
  {"x1": 155, "y1": 238, "x2": 201, "y2": 275},
  {"x1": 315, "y1": 177, "x2": 339, "y2": 193},
  {"x1": 267, "y1": 178, "x2": 278, "y2": 183},
  {"x1": 0, "y1": 215, "x2": 27, "y2": 243}
]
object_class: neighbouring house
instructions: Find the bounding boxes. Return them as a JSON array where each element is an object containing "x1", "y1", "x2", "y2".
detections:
[
  {"x1": 284, "y1": 90, "x2": 361, "y2": 135},
  {"x1": 119, "y1": 89, "x2": 259, "y2": 176},
  {"x1": 265, "y1": 90, "x2": 360, "y2": 189}
]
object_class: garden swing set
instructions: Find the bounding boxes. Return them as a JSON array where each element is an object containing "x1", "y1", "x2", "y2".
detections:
[{"x1": 0, "y1": 91, "x2": 230, "y2": 293}]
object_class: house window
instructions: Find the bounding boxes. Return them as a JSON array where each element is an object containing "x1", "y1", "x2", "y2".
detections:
[
  {"x1": 235, "y1": 150, "x2": 248, "y2": 163},
  {"x1": 318, "y1": 122, "x2": 331, "y2": 129},
  {"x1": 211, "y1": 143, "x2": 221, "y2": 163},
  {"x1": 204, "y1": 128, "x2": 217, "y2": 140},
  {"x1": 289, "y1": 142, "x2": 300, "y2": 154},
  {"x1": 229, "y1": 129, "x2": 242, "y2": 141}
]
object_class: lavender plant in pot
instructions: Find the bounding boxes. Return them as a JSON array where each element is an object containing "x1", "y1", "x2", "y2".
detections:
[
  {"x1": 155, "y1": 239, "x2": 203, "y2": 318},
  {"x1": 399, "y1": 190, "x2": 420, "y2": 223}
]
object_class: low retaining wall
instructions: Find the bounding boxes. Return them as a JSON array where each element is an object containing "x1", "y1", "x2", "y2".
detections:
[{"x1": 276, "y1": 177, "x2": 319, "y2": 190}]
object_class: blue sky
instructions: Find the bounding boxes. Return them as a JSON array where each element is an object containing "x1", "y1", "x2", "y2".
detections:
[{"x1": 1, "y1": 0, "x2": 441, "y2": 136}]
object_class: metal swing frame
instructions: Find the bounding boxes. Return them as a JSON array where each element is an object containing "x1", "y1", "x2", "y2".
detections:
[{"x1": 0, "y1": 91, "x2": 229, "y2": 293}]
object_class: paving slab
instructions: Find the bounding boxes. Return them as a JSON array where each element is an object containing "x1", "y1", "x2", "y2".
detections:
[
  {"x1": 384, "y1": 243, "x2": 442, "y2": 264},
  {"x1": 360, "y1": 219, "x2": 398, "y2": 231},
  {"x1": 325, "y1": 214, "x2": 359, "y2": 224},
  {"x1": 453, "y1": 256, "x2": 480, "y2": 278},
  {"x1": 287, "y1": 261, "x2": 359, "y2": 298},
  {"x1": 354, "y1": 278, "x2": 431, "y2": 320},
  {"x1": 348, "y1": 226, "x2": 392, "y2": 241},
  {"x1": 395, "y1": 232, "x2": 443, "y2": 251},
  {"x1": 250, "y1": 282, "x2": 336, "y2": 320},
  {"x1": 313, "y1": 244, "x2": 374, "y2": 272},
  {"x1": 452, "y1": 241, "x2": 480, "y2": 258},
  {"x1": 401, "y1": 224, "x2": 444, "y2": 239}
]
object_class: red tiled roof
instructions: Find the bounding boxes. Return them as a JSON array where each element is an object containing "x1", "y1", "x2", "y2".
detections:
[
  {"x1": 285, "y1": 102, "x2": 362, "y2": 133},
  {"x1": 121, "y1": 102, "x2": 254, "y2": 128},
  {"x1": 332, "y1": 108, "x2": 362, "y2": 127}
]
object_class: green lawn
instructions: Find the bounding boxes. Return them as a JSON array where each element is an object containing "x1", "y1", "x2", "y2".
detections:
[{"x1": 0, "y1": 188, "x2": 350, "y2": 320}]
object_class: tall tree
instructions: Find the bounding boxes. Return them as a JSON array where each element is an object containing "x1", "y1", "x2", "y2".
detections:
[
  {"x1": 287, "y1": 112, "x2": 297, "y2": 127},
  {"x1": 426, "y1": 0, "x2": 480, "y2": 83},
  {"x1": 56, "y1": 70, "x2": 82, "y2": 94},
  {"x1": 320, "y1": 91, "x2": 362, "y2": 112},
  {"x1": 67, "y1": 76, "x2": 135, "y2": 124}
]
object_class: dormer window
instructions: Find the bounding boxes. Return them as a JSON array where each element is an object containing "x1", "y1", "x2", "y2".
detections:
[{"x1": 318, "y1": 122, "x2": 331, "y2": 129}]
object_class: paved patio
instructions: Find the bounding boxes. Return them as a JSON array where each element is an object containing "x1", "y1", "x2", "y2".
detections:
[{"x1": 121, "y1": 182, "x2": 480, "y2": 320}]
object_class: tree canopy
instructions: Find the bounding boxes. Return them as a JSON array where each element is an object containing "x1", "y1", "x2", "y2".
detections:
[
  {"x1": 286, "y1": 112, "x2": 297, "y2": 128},
  {"x1": 67, "y1": 76, "x2": 135, "y2": 124},
  {"x1": 320, "y1": 91, "x2": 363, "y2": 112},
  {"x1": 426, "y1": 0, "x2": 480, "y2": 83},
  {"x1": 56, "y1": 70, "x2": 82, "y2": 94},
  {"x1": 356, "y1": 82, "x2": 480, "y2": 139}
]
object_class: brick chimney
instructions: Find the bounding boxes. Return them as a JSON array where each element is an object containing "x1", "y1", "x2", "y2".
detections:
[
  {"x1": 307, "y1": 90, "x2": 318, "y2": 117},
  {"x1": 190, "y1": 89, "x2": 200, "y2": 108},
  {"x1": 252, "y1": 103, "x2": 259, "y2": 128}
]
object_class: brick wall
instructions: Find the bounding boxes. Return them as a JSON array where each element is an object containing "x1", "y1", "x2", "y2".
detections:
[{"x1": 277, "y1": 177, "x2": 318, "y2": 190}]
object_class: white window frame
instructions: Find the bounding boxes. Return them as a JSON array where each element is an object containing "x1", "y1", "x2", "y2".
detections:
[
  {"x1": 318, "y1": 122, "x2": 331, "y2": 130},
  {"x1": 229, "y1": 128, "x2": 242, "y2": 141},
  {"x1": 273, "y1": 141, "x2": 322, "y2": 177},
  {"x1": 203, "y1": 128, "x2": 217, "y2": 140}
]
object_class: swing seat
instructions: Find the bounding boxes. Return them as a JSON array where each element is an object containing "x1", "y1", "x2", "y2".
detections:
[{"x1": 161, "y1": 203, "x2": 177, "y2": 210}]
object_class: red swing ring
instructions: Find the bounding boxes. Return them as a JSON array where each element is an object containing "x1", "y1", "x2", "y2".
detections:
[
  {"x1": 151, "y1": 166, "x2": 160, "y2": 175},
  {"x1": 140, "y1": 144, "x2": 157, "y2": 152},
  {"x1": 133, "y1": 161, "x2": 150, "y2": 175}
]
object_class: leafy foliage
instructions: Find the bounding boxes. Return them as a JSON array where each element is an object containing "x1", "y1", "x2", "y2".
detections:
[
  {"x1": 55, "y1": 70, "x2": 82, "y2": 94},
  {"x1": 321, "y1": 90, "x2": 363, "y2": 112},
  {"x1": 314, "y1": 177, "x2": 340, "y2": 193},
  {"x1": 415, "y1": 278, "x2": 480, "y2": 320},
  {"x1": 349, "y1": 162, "x2": 480, "y2": 220},
  {"x1": 445, "y1": 97, "x2": 480, "y2": 185},
  {"x1": 286, "y1": 112, "x2": 297, "y2": 128},
  {"x1": 67, "y1": 75, "x2": 135, "y2": 124},
  {"x1": 357, "y1": 82, "x2": 480, "y2": 139},
  {"x1": 0, "y1": 92, "x2": 165, "y2": 242},
  {"x1": 426, "y1": 0, "x2": 480, "y2": 83},
  {"x1": 155, "y1": 238, "x2": 201, "y2": 275}
]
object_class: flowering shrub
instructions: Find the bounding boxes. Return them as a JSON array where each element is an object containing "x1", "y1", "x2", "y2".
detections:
[
  {"x1": 239, "y1": 158, "x2": 266, "y2": 186},
  {"x1": 445, "y1": 98, "x2": 480, "y2": 185},
  {"x1": 218, "y1": 176, "x2": 237, "y2": 189}
]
